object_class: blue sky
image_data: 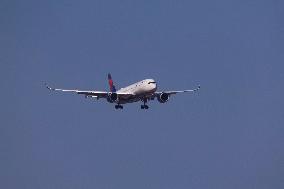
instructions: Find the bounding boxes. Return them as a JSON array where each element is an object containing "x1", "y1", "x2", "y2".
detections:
[{"x1": 1, "y1": 0, "x2": 283, "y2": 188}]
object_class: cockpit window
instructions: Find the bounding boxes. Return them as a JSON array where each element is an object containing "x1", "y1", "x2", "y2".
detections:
[{"x1": 148, "y1": 81, "x2": 156, "y2": 84}]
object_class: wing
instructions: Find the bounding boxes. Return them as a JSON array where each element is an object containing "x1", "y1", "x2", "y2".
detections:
[
  {"x1": 45, "y1": 83, "x2": 133, "y2": 99},
  {"x1": 154, "y1": 85, "x2": 200, "y2": 96}
]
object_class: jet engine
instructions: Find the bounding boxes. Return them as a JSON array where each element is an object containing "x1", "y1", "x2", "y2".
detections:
[
  {"x1": 107, "y1": 92, "x2": 118, "y2": 103},
  {"x1": 157, "y1": 93, "x2": 169, "y2": 103}
]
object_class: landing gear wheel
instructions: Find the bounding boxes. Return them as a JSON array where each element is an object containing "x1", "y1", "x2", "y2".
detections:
[
  {"x1": 141, "y1": 97, "x2": 150, "y2": 110},
  {"x1": 141, "y1": 105, "x2": 149, "y2": 109},
  {"x1": 115, "y1": 105, "x2": 123, "y2": 109}
]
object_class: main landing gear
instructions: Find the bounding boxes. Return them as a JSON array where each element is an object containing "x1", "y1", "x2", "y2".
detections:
[
  {"x1": 115, "y1": 104, "x2": 123, "y2": 109},
  {"x1": 141, "y1": 98, "x2": 149, "y2": 110},
  {"x1": 141, "y1": 104, "x2": 149, "y2": 109}
]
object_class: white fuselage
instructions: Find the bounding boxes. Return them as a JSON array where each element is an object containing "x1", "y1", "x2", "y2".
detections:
[
  {"x1": 46, "y1": 74, "x2": 199, "y2": 109},
  {"x1": 116, "y1": 79, "x2": 157, "y2": 104}
]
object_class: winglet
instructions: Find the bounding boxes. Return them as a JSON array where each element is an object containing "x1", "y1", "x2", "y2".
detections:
[
  {"x1": 45, "y1": 83, "x2": 54, "y2": 91},
  {"x1": 194, "y1": 85, "x2": 201, "y2": 92}
]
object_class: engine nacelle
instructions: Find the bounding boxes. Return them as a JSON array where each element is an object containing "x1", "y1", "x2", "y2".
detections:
[
  {"x1": 158, "y1": 93, "x2": 170, "y2": 103},
  {"x1": 107, "y1": 92, "x2": 118, "y2": 103}
]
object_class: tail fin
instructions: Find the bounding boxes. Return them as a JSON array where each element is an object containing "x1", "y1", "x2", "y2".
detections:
[{"x1": 108, "y1": 73, "x2": 117, "y2": 92}]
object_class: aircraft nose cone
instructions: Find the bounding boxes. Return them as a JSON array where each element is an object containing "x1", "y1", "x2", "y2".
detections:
[
  {"x1": 153, "y1": 83, "x2": 157, "y2": 89},
  {"x1": 152, "y1": 81, "x2": 157, "y2": 91},
  {"x1": 146, "y1": 79, "x2": 157, "y2": 92}
]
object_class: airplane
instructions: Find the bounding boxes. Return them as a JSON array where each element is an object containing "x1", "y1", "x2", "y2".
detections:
[{"x1": 46, "y1": 73, "x2": 200, "y2": 110}]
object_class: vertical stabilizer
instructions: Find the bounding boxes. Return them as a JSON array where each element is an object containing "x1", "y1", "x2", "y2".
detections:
[{"x1": 108, "y1": 73, "x2": 117, "y2": 92}]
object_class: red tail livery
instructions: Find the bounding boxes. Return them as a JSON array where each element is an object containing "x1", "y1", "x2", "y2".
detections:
[{"x1": 108, "y1": 73, "x2": 116, "y2": 92}]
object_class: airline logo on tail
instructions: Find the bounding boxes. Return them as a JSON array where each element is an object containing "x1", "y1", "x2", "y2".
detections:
[{"x1": 108, "y1": 73, "x2": 116, "y2": 92}]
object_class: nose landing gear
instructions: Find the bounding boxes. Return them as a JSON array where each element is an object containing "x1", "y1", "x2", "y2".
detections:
[{"x1": 141, "y1": 98, "x2": 149, "y2": 110}]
